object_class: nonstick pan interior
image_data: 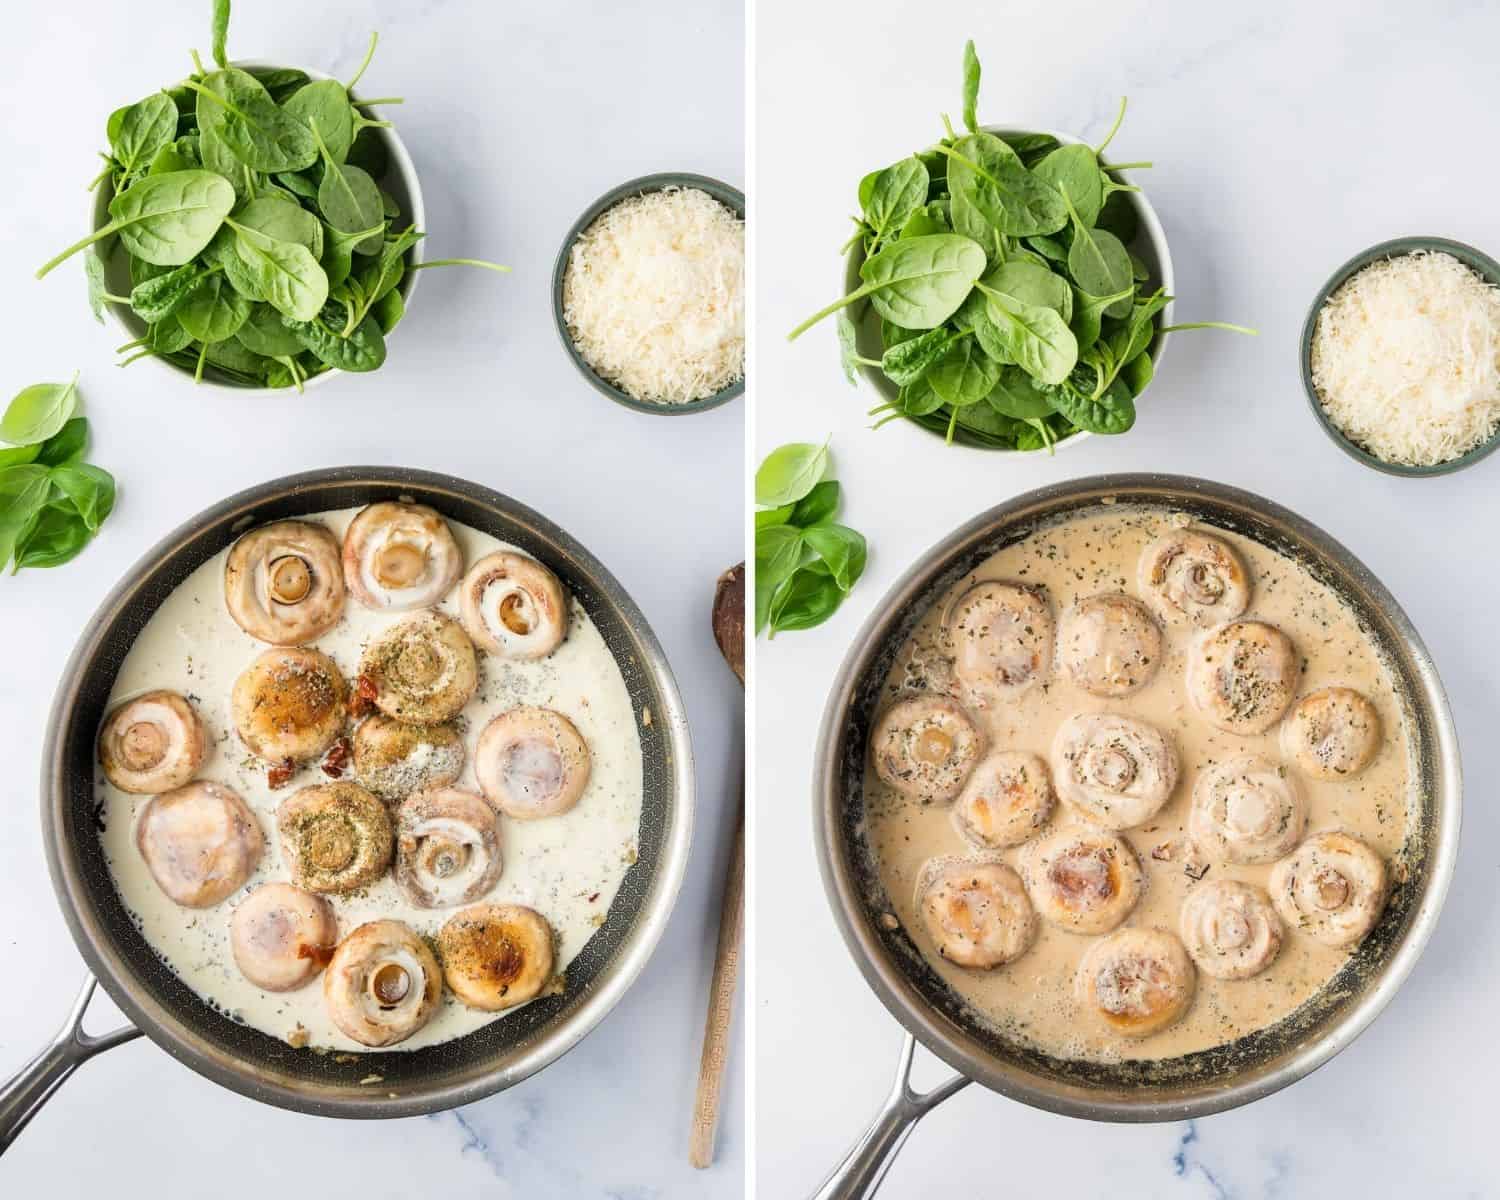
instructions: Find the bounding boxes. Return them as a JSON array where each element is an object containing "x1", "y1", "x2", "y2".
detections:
[
  {"x1": 819, "y1": 475, "x2": 1459, "y2": 1121},
  {"x1": 43, "y1": 467, "x2": 693, "y2": 1117}
]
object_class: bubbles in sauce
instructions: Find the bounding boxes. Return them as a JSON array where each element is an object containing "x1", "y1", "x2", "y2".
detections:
[
  {"x1": 863, "y1": 507, "x2": 1415, "y2": 1063},
  {"x1": 96, "y1": 508, "x2": 644, "y2": 1053}
]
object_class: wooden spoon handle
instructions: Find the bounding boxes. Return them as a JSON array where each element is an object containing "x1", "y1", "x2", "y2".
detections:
[{"x1": 688, "y1": 798, "x2": 745, "y2": 1169}]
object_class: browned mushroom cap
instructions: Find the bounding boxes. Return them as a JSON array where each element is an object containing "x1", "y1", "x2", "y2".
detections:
[
  {"x1": 1188, "y1": 621, "x2": 1298, "y2": 735},
  {"x1": 438, "y1": 903, "x2": 555, "y2": 1011},
  {"x1": 951, "y1": 751, "x2": 1054, "y2": 849},
  {"x1": 359, "y1": 611, "x2": 477, "y2": 725},
  {"x1": 395, "y1": 788, "x2": 504, "y2": 908},
  {"x1": 1138, "y1": 530, "x2": 1251, "y2": 629},
  {"x1": 459, "y1": 551, "x2": 569, "y2": 659},
  {"x1": 1022, "y1": 827, "x2": 1144, "y2": 934},
  {"x1": 1057, "y1": 593, "x2": 1163, "y2": 697},
  {"x1": 229, "y1": 882, "x2": 337, "y2": 992},
  {"x1": 276, "y1": 782, "x2": 393, "y2": 894},
  {"x1": 136, "y1": 781, "x2": 263, "y2": 907},
  {"x1": 1280, "y1": 687, "x2": 1383, "y2": 780},
  {"x1": 98, "y1": 690, "x2": 206, "y2": 794},
  {"x1": 945, "y1": 581, "x2": 1054, "y2": 706},
  {"x1": 231, "y1": 648, "x2": 347, "y2": 764},
  {"x1": 351, "y1": 715, "x2": 465, "y2": 803},
  {"x1": 323, "y1": 920, "x2": 442, "y2": 1047},
  {"x1": 915, "y1": 857, "x2": 1036, "y2": 969},
  {"x1": 475, "y1": 707, "x2": 592, "y2": 819},
  {"x1": 870, "y1": 695, "x2": 985, "y2": 803},
  {"x1": 225, "y1": 520, "x2": 345, "y2": 645},
  {"x1": 342, "y1": 502, "x2": 464, "y2": 612},
  {"x1": 1075, "y1": 927, "x2": 1196, "y2": 1037}
]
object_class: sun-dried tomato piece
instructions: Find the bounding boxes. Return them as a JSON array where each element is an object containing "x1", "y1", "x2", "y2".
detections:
[
  {"x1": 267, "y1": 758, "x2": 296, "y2": 789},
  {"x1": 321, "y1": 736, "x2": 352, "y2": 778}
]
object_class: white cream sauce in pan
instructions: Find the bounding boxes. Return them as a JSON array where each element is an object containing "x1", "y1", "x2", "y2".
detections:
[
  {"x1": 96, "y1": 508, "x2": 644, "y2": 1052},
  {"x1": 864, "y1": 506, "x2": 1415, "y2": 1063}
]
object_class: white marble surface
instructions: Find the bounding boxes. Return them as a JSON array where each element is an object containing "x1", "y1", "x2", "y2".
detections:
[
  {"x1": 754, "y1": 1, "x2": 1495, "y2": 1196},
  {"x1": 0, "y1": 0, "x2": 743, "y2": 1194}
]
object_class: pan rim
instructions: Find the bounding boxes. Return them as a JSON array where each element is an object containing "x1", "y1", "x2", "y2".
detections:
[
  {"x1": 41, "y1": 465, "x2": 696, "y2": 1118},
  {"x1": 813, "y1": 471, "x2": 1461, "y2": 1122}
]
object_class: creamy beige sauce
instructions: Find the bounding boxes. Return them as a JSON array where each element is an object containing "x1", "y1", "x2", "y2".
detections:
[
  {"x1": 96, "y1": 507, "x2": 644, "y2": 1052},
  {"x1": 864, "y1": 506, "x2": 1413, "y2": 1062}
]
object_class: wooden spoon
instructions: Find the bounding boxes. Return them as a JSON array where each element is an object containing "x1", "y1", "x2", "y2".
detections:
[{"x1": 689, "y1": 563, "x2": 745, "y2": 1168}]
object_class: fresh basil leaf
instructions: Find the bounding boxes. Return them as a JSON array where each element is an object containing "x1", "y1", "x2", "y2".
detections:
[
  {"x1": 2, "y1": 373, "x2": 79, "y2": 446},
  {"x1": 788, "y1": 481, "x2": 840, "y2": 527},
  {"x1": 35, "y1": 418, "x2": 88, "y2": 467},
  {"x1": 755, "y1": 440, "x2": 828, "y2": 507},
  {"x1": 802, "y1": 524, "x2": 867, "y2": 592},
  {"x1": 50, "y1": 463, "x2": 116, "y2": 531},
  {"x1": 769, "y1": 563, "x2": 845, "y2": 634}
]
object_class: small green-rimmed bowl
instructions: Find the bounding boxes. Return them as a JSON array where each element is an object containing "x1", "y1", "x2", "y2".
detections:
[
  {"x1": 551, "y1": 172, "x2": 745, "y2": 416},
  {"x1": 1300, "y1": 235, "x2": 1500, "y2": 477}
]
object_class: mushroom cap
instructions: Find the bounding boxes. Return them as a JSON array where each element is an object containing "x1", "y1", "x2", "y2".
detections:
[
  {"x1": 98, "y1": 690, "x2": 206, "y2": 794},
  {"x1": 1189, "y1": 754, "x2": 1305, "y2": 864},
  {"x1": 1057, "y1": 593, "x2": 1163, "y2": 698},
  {"x1": 1180, "y1": 880, "x2": 1283, "y2": 980},
  {"x1": 230, "y1": 882, "x2": 337, "y2": 992},
  {"x1": 136, "y1": 781, "x2": 263, "y2": 908},
  {"x1": 1188, "y1": 620, "x2": 1298, "y2": 735},
  {"x1": 342, "y1": 502, "x2": 464, "y2": 612},
  {"x1": 1076, "y1": 927, "x2": 1196, "y2": 1037},
  {"x1": 276, "y1": 782, "x2": 394, "y2": 895},
  {"x1": 1138, "y1": 530, "x2": 1251, "y2": 629},
  {"x1": 475, "y1": 707, "x2": 592, "y2": 820},
  {"x1": 1269, "y1": 830, "x2": 1389, "y2": 948},
  {"x1": 952, "y1": 751, "x2": 1054, "y2": 849},
  {"x1": 359, "y1": 611, "x2": 478, "y2": 725},
  {"x1": 323, "y1": 920, "x2": 443, "y2": 1047},
  {"x1": 1050, "y1": 712, "x2": 1179, "y2": 830},
  {"x1": 1022, "y1": 827, "x2": 1144, "y2": 935},
  {"x1": 459, "y1": 551, "x2": 569, "y2": 659},
  {"x1": 395, "y1": 788, "x2": 504, "y2": 908},
  {"x1": 225, "y1": 520, "x2": 345, "y2": 645},
  {"x1": 351, "y1": 715, "x2": 465, "y2": 803},
  {"x1": 944, "y1": 581, "x2": 1053, "y2": 705},
  {"x1": 870, "y1": 694, "x2": 985, "y2": 803},
  {"x1": 916, "y1": 857, "x2": 1036, "y2": 969},
  {"x1": 1281, "y1": 687, "x2": 1382, "y2": 780},
  {"x1": 231, "y1": 647, "x2": 348, "y2": 764},
  {"x1": 438, "y1": 903, "x2": 556, "y2": 1012}
]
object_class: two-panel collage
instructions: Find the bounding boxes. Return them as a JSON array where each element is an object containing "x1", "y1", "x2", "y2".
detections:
[{"x1": 2, "y1": 1, "x2": 1494, "y2": 1196}]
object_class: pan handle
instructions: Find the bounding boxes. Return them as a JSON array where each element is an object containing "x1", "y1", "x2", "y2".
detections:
[
  {"x1": 0, "y1": 974, "x2": 141, "y2": 1155},
  {"x1": 808, "y1": 1032, "x2": 970, "y2": 1200}
]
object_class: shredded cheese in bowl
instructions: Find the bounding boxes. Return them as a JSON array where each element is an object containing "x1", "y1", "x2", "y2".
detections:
[
  {"x1": 562, "y1": 186, "x2": 745, "y2": 406},
  {"x1": 1310, "y1": 249, "x2": 1500, "y2": 466}
]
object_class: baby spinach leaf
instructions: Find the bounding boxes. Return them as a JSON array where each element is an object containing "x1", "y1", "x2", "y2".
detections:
[
  {"x1": 898, "y1": 201, "x2": 950, "y2": 240},
  {"x1": 1048, "y1": 374, "x2": 1135, "y2": 434},
  {"x1": 769, "y1": 562, "x2": 846, "y2": 635},
  {"x1": 198, "y1": 121, "x2": 256, "y2": 203},
  {"x1": 1123, "y1": 348, "x2": 1154, "y2": 396},
  {"x1": 755, "y1": 439, "x2": 828, "y2": 506},
  {"x1": 187, "y1": 68, "x2": 317, "y2": 173},
  {"x1": 863, "y1": 157, "x2": 929, "y2": 248},
  {"x1": 791, "y1": 234, "x2": 985, "y2": 339},
  {"x1": 1062, "y1": 186, "x2": 1133, "y2": 317},
  {"x1": 1095, "y1": 189, "x2": 1139, "y2": 243},
  {"x1": 372, "y1": 284, "x2": 405, "y2": 334},
  {"x1": 227, "y1": 219, "x2": 329, "y2": 321},
  {"x1": 986, "y1": 367, "x2": 1055, "y2": 419},
  {"x1": 148, "y1": 137, "x2": 201, "y2": 176},
  {"x1": 283, "y1": 79, "x2": 358, "y2": 163},
  {"x1": 233, "y1": 196, "x2": 324, "y2": 256},
  {"x1": 960, "y1": 40, "x2": 981, "y2": 134},
  {"x1": 284, "y1": 300, "x2": 386, "y2": 371},
  {"x1": 983, "y1": 290, "x2": 1078, "y2": 385},
  {"x1": 928, "y1": 337, "x2": 1000, "y2": 406},
  {"x1": 1032, "y1": 144, "x2": 1103, "y2": 228},
  {"x1": 177, "y1": 273, "x2": 251, "y2": 342},
  {"x1": 983, "y1": 259, "x2": 1072, "y2": 321},
  {"x1": 312, "y1": 123, "x2": 383, "y2": 255},
  {"x1": 881, "y1": 326, "x2": 961, "y2": 387},
  {"x1": 836, "y1": 312, "x2": 864, "y2": 385},
  {"x1": 37, "y1": 170, "x2": 235, "y2": 276},
  {"x1": 36, "y1": 418, "x2": 89, "y2": 467},
  {"x1": 1070, "y1": 283, "x2": 1135, "y2": 351},
  {"x1": 2, "y1": 373, "x2": 79, "y2": 446},
  {"x1": 940, "y1": 133, "x2": 1067, "y2": 237},
  {"x1": 112, "y1": 94, "x2": 178, "y2": 182},
  {"x1": 129, "y1": 262, "x2": 205, "y2": 323},
  {"x1": 802, "y1": 524, "x2": 867, "y2": 592},
  {"x1": 85, "y1": 248, "x2": 110, "y2": 324},
  {"x1": 235, "y1": 303, "x2": 304, "y2": 357},
  {"x1": 789, "y1": 480, "x2": 840, "y2": 527}
]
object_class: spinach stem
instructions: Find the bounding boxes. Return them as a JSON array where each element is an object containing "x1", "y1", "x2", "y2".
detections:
[
  {"x1": 345, "y1": 32, "x2": 380, "y2": 92},
  {"x1": 36, "y1": 223, "x2": 116, "y2": 279},
  {"x1": 1159, "y1": 322, "x2": 1258, "y2": 335},
  {"x1": 408, "y1": 259, "x2": 512, "y2": 273},
  {"x1": 1094, "y1": 97, "x2": 1127, "y2": 155},
  {"x1": 787, "y1": 284, "x2": 871, "y2": 341}
]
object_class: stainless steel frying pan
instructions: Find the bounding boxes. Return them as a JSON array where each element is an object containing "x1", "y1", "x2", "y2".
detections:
[
  {"x1": 811, "y1": 474, "x2": 1460, "y2": 1197},
  {"x1": 0, "y1": 467, "x2": 694, "y2": 1150}
]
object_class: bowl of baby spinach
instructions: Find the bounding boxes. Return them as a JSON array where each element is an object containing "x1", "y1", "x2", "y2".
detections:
[
  {"x1": 39, "y1": 2, "x2": 508, "y2": 393},
  {"x1": 790, "y1": 40, "x2": 1254, "y2": 452}
]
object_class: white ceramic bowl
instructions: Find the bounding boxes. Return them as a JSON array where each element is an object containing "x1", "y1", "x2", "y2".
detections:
[
  {"x1": 91, "y1": 59, "x2": 425, "y2": 394},
  {"x1": 841, "y1": 125, "x2": 1174, "y2": 454}
]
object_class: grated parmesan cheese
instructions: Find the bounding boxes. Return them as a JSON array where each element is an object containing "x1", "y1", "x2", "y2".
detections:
[
  {"x1": 562, "y1": 187, "x2": 744, "y2": 405},
  {"x1": 1310, "y1": 250, "x2": 1500, "y2": 466}
]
